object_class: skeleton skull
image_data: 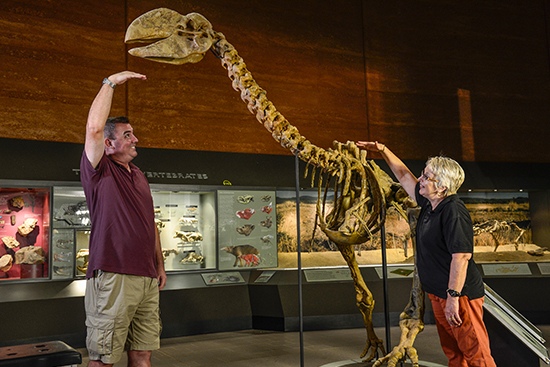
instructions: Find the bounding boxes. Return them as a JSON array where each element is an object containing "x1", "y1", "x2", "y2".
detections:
[{"x1": 125, "y1": 8, "x2": 215, "y2": 64}]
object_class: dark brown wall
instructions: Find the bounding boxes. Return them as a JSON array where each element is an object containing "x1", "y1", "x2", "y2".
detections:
[
  {"x1": 1, "y1": 0, "x2": 549, "y2": 162},
  {"x1": 0, "y1": 0, "x2": 127, "y2": 142},
  {"x1": 364, "y1": 0, "x2": 550, "y2": 162}
]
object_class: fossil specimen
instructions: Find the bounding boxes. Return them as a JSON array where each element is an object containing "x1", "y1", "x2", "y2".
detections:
[{"x1": 126, "y1": 9, "x2": 423, "y2": 365}]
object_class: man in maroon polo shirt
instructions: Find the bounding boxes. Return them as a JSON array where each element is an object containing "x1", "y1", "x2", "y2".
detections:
[{"x1": 81, "y1": 71, "x2": 167, "y2": 367}]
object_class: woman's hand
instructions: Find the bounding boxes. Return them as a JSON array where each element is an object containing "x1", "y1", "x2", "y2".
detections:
[
  {"x1": 444, "y1": 296, "x2": 462, "y2": 327},
  {"x1": 356, "y1": 141, "x2": 386, "y2": 153}
]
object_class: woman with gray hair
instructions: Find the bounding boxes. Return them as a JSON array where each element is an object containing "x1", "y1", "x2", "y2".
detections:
[{"x1": 356, "y1": 141, "x2": 496, "y2": 367}]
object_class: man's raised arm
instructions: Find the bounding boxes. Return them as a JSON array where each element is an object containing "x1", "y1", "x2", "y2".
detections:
[{"x1": 84, "y1": 71, "x2": 146, "y2": 168}]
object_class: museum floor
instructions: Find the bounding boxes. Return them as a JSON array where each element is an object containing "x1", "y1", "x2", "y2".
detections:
[{"x1": 76, "y1": 324, "x2": 550, "y2": 367}]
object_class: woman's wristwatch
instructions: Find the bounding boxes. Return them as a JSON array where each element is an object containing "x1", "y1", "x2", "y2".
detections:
[{"x1": 446, "y1": 288, "x2": 461, "y2": 297}]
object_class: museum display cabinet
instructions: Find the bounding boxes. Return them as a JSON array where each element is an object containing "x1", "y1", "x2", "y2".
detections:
[
  {"x1": 0, "y1": 181, "x2": 546, "y2": 282},
  {"x1": 0, "y1": 187, "x2": 51, "y2": 280},
  {"x1": 0, "y1": 181, "x2": 281, "y2": 282},
  {"x1": 218, "y1": 189, "x2": 277, "y2": 270}
]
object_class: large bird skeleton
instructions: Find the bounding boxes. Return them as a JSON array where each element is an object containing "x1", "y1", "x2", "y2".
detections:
[{"x1": 125, "y1": 8, "x2": 425, "y2": 366}]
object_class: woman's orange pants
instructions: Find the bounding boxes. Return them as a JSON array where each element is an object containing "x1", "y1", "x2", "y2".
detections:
[{"x1": 428, "y1": 293, "x2": 496, "y2": 367}]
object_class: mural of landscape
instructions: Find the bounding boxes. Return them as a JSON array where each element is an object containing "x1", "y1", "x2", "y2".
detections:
[
  {"x1": 275, "y1": 190, "x2": 548, "y2": 268},
  {"x1": 463, "y1": 192, "x2": 531, "y2": 249}
]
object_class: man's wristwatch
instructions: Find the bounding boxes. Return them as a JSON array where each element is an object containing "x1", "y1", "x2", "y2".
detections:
[
  {"x1": 102, "y1": 78, "x2": 116, "y2": 89},
  {"x1": 446, "y1": 288, "x2": 461, "y2": 297}
]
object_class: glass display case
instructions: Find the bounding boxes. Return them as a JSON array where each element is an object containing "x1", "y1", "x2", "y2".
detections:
[
  {"x1": 274, "y1": 188, "x2": 540, "y2": 269},
  {"x1": 51, "y1": 185, "x2": 218, "y2": 278},
  {"x1": 217, "y1": 190, "x2": 278, "y2": 270},
  {"x1": 0, "y1": 177, "x2": 541, "y2": 284},
  {"x1": 52, "y1": 186, "x2": 90, "y2": 279},
  {"x1": 0, "y1": 187, "x2": 51, "y2": 280},
  {"x1": 151, "y1": 188, "x2": 217, "y2": 271},
  {"x1": 0, "y1": 179, "x2": 545, "y2": 282}
]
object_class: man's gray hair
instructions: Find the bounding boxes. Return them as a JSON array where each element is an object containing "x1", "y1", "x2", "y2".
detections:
[{"x1": 104, "y1": 116, "x2": 130, "y2": 139}]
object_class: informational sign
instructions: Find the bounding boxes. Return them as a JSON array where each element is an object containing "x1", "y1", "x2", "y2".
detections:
[
  {"x1": 375, "y1": 265, "x2": 415, "y2": 279},
  {"x1": 201, "y1": 272, "x2": 245, "y2": 286},
  {"x1": 481, "y1": 263, "x2": 532, "y2": 276},
  {"x1": 254, "y1": 270, "x2": 276, "y2": 283},
  {"x1": 303, "y1": 268, "x2": 352, "y2": 282},
  {"x1": 217, "y1": 190, "x2": 278, "y2": 270},
  {"x1": 537, "y1": 262, "x2": 550, "y2": 275}
]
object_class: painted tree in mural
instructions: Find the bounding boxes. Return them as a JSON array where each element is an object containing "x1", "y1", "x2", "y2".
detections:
[{"x1": 125, "y1": 9, "x2": 425, "y2": 366}]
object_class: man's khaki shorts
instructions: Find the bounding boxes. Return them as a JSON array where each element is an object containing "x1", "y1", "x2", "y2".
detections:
[{"x1": 85, "y1": 271, "x2": 161, "y2": 364}]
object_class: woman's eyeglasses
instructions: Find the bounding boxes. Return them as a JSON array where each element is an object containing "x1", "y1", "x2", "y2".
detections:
[{"x1": 419, "y1": 170, "x2": 438, "y2": 183}]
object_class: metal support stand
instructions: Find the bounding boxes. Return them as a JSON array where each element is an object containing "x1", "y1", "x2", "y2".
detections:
[
  {"x1": 380, "y1": 222, "x2": 392, "y2": 356},
  {"x1": 294, "y1": 154, "x2": 305, "y2": 367}
]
